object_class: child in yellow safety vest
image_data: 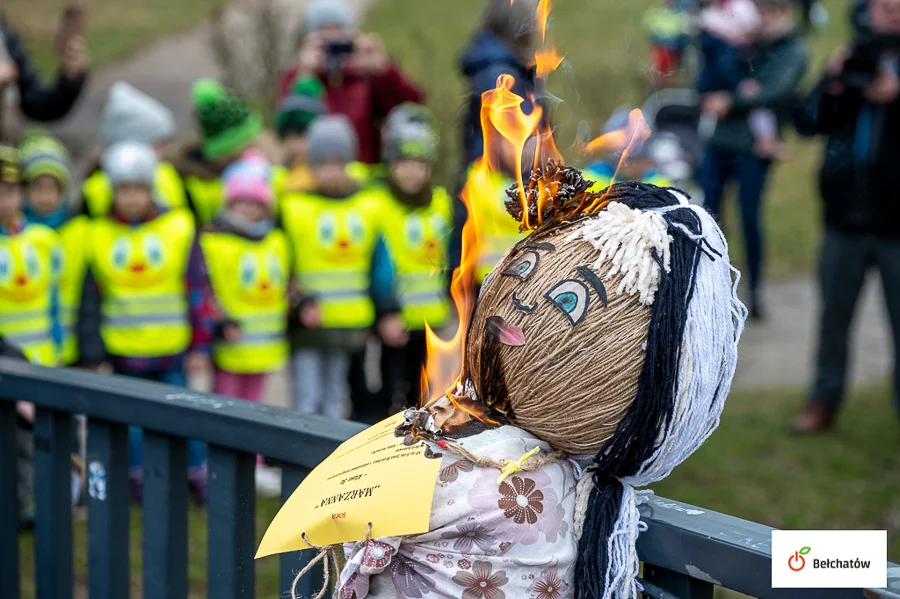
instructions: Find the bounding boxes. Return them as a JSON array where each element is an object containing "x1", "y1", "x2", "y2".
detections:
[
  {"x1": 0, "y1": 144, "x2": 62, "y2": 366},
  {"x1": 371, "y1": 104, "x2": 452, "y2": 421},
  {"x1": 201, "y1": 150, "x2": 290, "y2": 404},
  {"x1": 77, "y1": 142, "x2": 215, "y2": 506},
  {"x1": 19, "y1": 132, "x2": 89, "y2": 366},
  {"x1": 281, "y1": 115, "x2": 402, "y2": 418}
]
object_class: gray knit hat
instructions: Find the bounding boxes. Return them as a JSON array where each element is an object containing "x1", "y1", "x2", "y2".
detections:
[
  {"x1": 304, "y1": 0, "x2": 355, "y2": 34},
  {"x1": 383, "y1": 104, "x2": 438, "y2": 163},
  {"x1": 103, "y1": 142, "x2": 158, "y2": 188},
  {"x1": 102, "y1": 82, "x2": 176, "y2": 148},
  {"x1": 306, "y1": 115, "x2": 358, "y2": 166}
]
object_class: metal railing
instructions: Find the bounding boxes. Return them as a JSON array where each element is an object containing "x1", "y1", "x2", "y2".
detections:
[{"x1": 0, "y1": 357, "x2": 897, "y2": 599}]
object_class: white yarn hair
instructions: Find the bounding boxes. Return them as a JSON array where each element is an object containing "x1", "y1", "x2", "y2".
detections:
[
  {"x1": 573, "y1": 191, "x2": 748, "y2": 599},
  {"x1": 566, "y1": 201, "x2": 673, "y2": 305}
]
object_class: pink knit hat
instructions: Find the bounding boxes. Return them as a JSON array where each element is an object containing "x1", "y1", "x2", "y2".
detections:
[
  {"x1": 698, "y1": 0, "x2": 761, "y2": 46},
  {"x1": 223, "y1": 149, "x2": 274, "y2": 209}
]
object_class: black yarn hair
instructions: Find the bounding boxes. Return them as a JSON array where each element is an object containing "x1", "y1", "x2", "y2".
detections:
[{"x1": 574, "y1": 182, "x2": 705, "y2": 599}]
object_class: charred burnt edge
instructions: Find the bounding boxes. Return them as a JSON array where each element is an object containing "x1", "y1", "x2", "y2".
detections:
[{"x1": 503, "y1": 160, "x2": 604, "y2": 231}]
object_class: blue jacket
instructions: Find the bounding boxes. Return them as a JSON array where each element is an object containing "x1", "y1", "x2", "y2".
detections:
[{"x1": 459, "y1": 31, "x2": 536, "y2": 168}]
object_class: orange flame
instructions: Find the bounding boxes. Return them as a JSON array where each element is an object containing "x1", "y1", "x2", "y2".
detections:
[
  {"x1": 419, "y1": 0, "x2": 564, "y2": 408},
  {"x1": 584, "y1": 109, "x2": 651, "y2": 210}
]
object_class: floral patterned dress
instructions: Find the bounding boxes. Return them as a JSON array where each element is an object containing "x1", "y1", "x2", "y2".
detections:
[{"x1": 338, "y1": 426, "x2": 577, "y2": 599}]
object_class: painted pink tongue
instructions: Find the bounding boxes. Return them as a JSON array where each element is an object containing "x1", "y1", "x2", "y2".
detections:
[{"x1": 486, "y1": 316, "x2": 526, "y2": 347}]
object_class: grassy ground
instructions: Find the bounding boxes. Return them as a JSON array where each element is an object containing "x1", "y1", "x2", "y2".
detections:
[
  {"x1": 2, "y1": 0, "x2": 229, "y2": 76},
  {"x1": 365, "y1": 0, "x2": 854, "y2": 278},
  {"x1": 16, "y1": 385, "x2": 899, "y2": 597}
]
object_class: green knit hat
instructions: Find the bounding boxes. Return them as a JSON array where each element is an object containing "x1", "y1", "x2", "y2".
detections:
[
  {"x1": 19, "y1": 130, "x2": 72, "y2": 192},
  {"x1": 276, "y1": 77, "x2": 326, "y2": 138},
  {"x1": 191, "y1": 79, "x2": 263, "y2": 161}
]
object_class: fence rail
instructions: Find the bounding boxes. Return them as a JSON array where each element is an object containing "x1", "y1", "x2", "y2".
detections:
[{"x1": 0, "y1": 357, "x2": 897, "y2": 599}]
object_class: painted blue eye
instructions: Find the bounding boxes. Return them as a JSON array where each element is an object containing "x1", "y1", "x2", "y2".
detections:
[
  {"x1": 238, "y1": 253, "x2": 257, "y2": 287},
  {"x1": 267, "y1": 254, "x2": 284, "y2": 285},
  {"x1": 112, "y1": 238, "x2": 130, "y2": 270},
  {"x1": 347, "y1": 211, "x2": 365, "y2": 242},
  {"x1": 317, "y1": 212, "x2": 337, "y2": 246},
  {"x1": 404, "y1": 215, "x2": 424, "y2": 248},
  {"x1": 0, "y1": 247, "x2": 11, "y2": 284},
  {"x1": 545, "y1": 279, "x2": 590, "y2": 326},
  {"x1": 23, "y1": 244, "x2": 40, "y2": 279},
  {"x1": 142, "y1": 234, "x2": 164, "y2": 267},
  {"x1": 502, "y1": 250, "x2": 540, "y2": 281}
]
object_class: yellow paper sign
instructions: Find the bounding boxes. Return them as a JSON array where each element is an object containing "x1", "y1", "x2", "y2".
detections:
[{"x1": 256, "y1": 412, "x2": 442, "y2": 558}]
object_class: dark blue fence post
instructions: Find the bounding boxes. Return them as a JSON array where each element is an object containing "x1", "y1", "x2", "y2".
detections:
[
  {"x1": 280, "y1": 464, "x2": 317, "y2": 598},
  {"x1": 0, "y1": 400, "x2": 20, "y2": 599},
  {"x1": 207, "y1": 446, "x2": 256, "y2": 599},
  {"x1": 33, "y1": 407, "x2": 74, "y2": 599},
  {"x1": 143, "y1": 431, "x2": 188, "y2": 599},
  {"x1": 643, "y1": 564, "x2": 715, "y2": 599},
  {"x1": 86, "y1": 419, "x2": 131, "y2": 599}
]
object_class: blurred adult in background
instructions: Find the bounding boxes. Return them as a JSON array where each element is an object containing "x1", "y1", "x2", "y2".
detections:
[
  {"x1": 698, "y1": 0, "x2": 807, "y2": 321},
  {"x1": 279, "y1": 0, "x2": 423, "y2": 166},
  {"x1": 0, "y1": 8, "x2": 88, "y2": 128},
  {"x1": 792, "y1": 0, "x2": 900, "y2": 433},
  {"x1": 459, "y1": 0, "x2": 537, "y2": 169}
]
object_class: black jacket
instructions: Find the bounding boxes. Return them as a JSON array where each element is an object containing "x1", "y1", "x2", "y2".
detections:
[
  {"x1": 795, "y1": 74, "x2": 900, "y2": 237},
  {"x1": 2, "y1": 13, "x2": 87, "y2": 123}
]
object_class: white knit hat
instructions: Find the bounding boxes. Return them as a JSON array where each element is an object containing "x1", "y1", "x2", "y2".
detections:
[
  {"x1": 303, "y1": 0, "x2": 355, "y2": 34},
  {"x1": 103, "y1": 142, "x2": 158, "y2": 188},
  {"x1": 102, "y1": 82, "x2": 176, "y2": 148}
]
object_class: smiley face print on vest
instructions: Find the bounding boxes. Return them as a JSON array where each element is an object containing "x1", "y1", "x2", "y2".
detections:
[
  {"x1": 108, "y1": 232, "x2": 168, "y2": 288},
  {"x1": 403, "y1": 213, "x2": 447, "y2": 266},
  {"x1": 238, "y1": 250, "x2": 286, "y2": 307},
  {"x1": 315, "y1": 209, "x2": 368, "y2": 263},
  {"x1": 0, "y1": 240, "x2": 50, "y2": 303}
]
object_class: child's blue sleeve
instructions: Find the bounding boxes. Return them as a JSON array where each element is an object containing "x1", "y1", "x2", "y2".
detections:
[{"x1": 370, "y1": 236, "x2": 398, "y2": 314}]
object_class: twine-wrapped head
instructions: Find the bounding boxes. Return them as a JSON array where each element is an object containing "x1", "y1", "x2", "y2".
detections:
[{"x1": 461, "y1": 163, "x2": 747, "y2": 599}]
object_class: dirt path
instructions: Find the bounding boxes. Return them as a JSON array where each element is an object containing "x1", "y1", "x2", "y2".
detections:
[{"x1": 734, "y1": 274, "x2": 892, "y2": 392}]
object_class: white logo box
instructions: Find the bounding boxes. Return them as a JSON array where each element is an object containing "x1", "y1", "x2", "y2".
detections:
[{"x1": 772, "y1": 530, "x2": 887, "y2": 589}]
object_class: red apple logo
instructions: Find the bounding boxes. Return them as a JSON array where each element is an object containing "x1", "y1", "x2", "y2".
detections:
[{"x1": 788, "y1": 546, "x2": 811, "y2": 572}]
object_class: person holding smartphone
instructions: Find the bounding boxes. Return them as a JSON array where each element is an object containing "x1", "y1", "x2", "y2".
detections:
[
  {"x1": 0, "y1": 5, "x2": 89, "y2": 125},
  {"x1": 277, "y1": 0, "x2": 423, "y2": 166}
]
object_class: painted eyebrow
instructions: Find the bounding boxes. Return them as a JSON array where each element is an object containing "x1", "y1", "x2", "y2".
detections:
[
  {"x1": 523, "y1": 241, "x2": 556, "y2": 252},
  {"x1": 576, "y1": 266, "x2": 608, "y2": 307}
]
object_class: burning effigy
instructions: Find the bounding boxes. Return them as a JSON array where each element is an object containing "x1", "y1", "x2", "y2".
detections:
[{"x1": 257, "y1": 1, "x2": 746, "y2": 597}]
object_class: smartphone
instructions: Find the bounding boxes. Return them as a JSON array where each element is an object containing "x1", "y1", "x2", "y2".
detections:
[{"x1": 56, "y1": 3, "x2": 87, "y2": 55}]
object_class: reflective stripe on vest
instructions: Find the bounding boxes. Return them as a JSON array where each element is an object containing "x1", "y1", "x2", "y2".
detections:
[
  {"x1": 282, "y1": 189, "x2": 384, "y2": 329},
  {"x1": 201, "y1": 230, "x2": 289, "y2": 373},
  {"x1": 91, "y1": 210, "x2": 194, "y2": 358},
  {"x1": 0, "y1": 224, "x2": 62, "y2": 365}
]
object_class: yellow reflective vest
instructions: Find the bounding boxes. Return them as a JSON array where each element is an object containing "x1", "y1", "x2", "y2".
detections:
[
  {"x1": 378, "y1": 187, "x2": 451, "y2": 330},
  {"x1": 468, "y1": 169, "x2": 526, "y2": 283},
  {"x1": 82, "y1": 162, "x2": 187, "y2": 217},
  {"x1": 0, "y1": 223, "x2": 62, "y2": 365},
  {"x1": 201, "y1": 229, "x2": 290, "y2": 373},
  {"x1": 56, "y1": 216, "x2": 90, "y2": 365},
  {"x1": 183, "y1": 175, "x2": 224, "y2": 226},
  {"x1": 281, "y1": 189, "x2": 385, "y2": 329},
  {"x1": 89, "y1": 209, "x2": 194, "y2": 358}
]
